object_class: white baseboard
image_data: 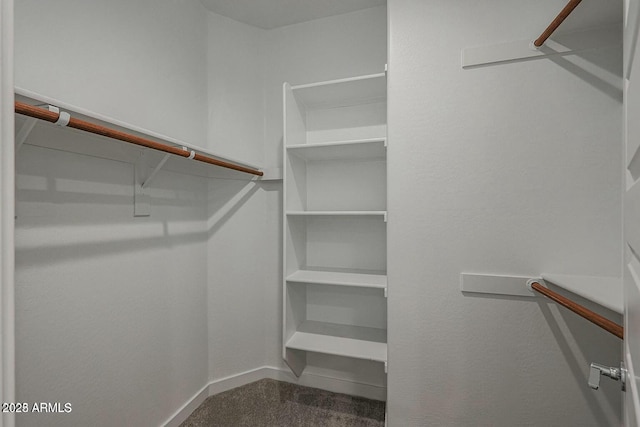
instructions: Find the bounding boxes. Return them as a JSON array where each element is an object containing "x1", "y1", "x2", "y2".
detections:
[
  {"x1": 207, "y1": 366, "x2": 272, "y2": 396},
  {"x1": 262, "y1": 366, "x2": 387, "y2": 401},
  {"x1": 162, "y1": 365, "x2": 387, "y2": 426},
  {"x1": 162, "y1": 383, "x2": 209, "y2": 427}
]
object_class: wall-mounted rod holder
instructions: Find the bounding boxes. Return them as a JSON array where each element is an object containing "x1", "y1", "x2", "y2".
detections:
[{"x1": 134, "y1": 152, "x2": 151, "y2": 217}]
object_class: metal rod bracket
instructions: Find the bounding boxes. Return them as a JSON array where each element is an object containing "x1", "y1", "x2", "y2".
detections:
[
  {"x1": 141, "y1": 152, "x2": 171, "y2": 189},
  {"x1": 134, "y1": 152, "x2": 151, "y2": 217},
  {"x1": 15, "y1": 117, "x2": 38, "y2": 151}
]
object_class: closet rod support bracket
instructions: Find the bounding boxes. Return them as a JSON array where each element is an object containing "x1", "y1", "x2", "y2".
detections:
[
  {"x1": 141, "y1": 152, "x2": 171, "y2": 189},
  {"x1": 134, "y1": 152, "x2": 151, "y2": 217},
  {"x1": 15, "y1": 117, "x2": 38, "y2": 151}
]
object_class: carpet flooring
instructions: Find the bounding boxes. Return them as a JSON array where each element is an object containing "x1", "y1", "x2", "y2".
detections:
[{"x1": 180, "y1": 379, "x2": 385, "y2": 427}]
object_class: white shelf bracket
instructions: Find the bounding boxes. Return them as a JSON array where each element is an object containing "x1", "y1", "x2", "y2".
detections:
[
  {"x1": 141, "y1": 153, "x2": 171, "y2": 189},
  {"x1": 134, "y1": 151, "x2": 151, "y2": 217},
  {"x1": 15, "y1": 117, "x2": 38, "y2": 151},
  {"x1": 135, "y1": 151, "x2": 172, "y2": 217}
]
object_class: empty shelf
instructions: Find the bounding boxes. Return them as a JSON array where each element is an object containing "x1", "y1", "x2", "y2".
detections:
[
  {"x1": 287, "y1": 211, "x2": 386, "y2": 218},
  {"x1": 286, "y1": 269, "x2": 387, "y2": 289},
  {"x1": 287, "y1": 138, "x2": 386, "y2": 161},
  {"x1": 541, "y1": 274, "x2": 623, "y2": 314},
  {"x1": 291, "y1": 73, "x2": 386, "y2": 109},
  {"x1": 286, "y1": 321, "x2": 387, "y2": 362}
]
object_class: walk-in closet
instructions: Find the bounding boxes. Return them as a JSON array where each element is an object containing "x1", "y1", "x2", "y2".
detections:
[{"x1": 0, "y1": 0, "x2": 638, "y2": 426}]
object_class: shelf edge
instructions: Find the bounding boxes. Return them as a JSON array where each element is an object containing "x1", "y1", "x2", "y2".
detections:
[
  {"x1": 287, "y1": 137, "x2": 386, "y2": 150},
  {"x1": 291, "y1": 72, "x2": 386, "y2": 90},
  {"x1": 285, "y1": 332, "x2": 387, "y2": 363}
]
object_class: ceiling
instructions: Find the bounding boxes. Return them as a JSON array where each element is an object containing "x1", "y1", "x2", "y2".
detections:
[
  {"x1": 199, "y1": 0, "x2": 386, "y2": 30},
  {"x1": 199, "y1": 0, "x2": 621, "y2": 32}
]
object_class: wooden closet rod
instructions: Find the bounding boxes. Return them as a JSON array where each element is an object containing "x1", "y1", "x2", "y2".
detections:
[
  {"x1": 14, "y1": 101, "x2": 264, "y2": 177},
  {"x1": 529, "y1": 281, "x2": 623, "y2": 339},
  {"x1": 533, "y1": 0, "x2": 582, "y2": 47}
]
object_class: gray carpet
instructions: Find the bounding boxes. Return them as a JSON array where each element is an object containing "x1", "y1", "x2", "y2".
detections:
[{"x1": 180, "y1": 379, "x2": 385, "y2": 427}]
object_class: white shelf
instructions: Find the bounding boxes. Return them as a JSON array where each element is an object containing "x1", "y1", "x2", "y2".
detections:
[
  {"x1": 287, "y1": 211, "x2": 386, "y2": 218},
  {"x1": 291, "y1": 73, "x2": 386, "y2": 109},
  {"x1": 286, "y1": 321, "x2": 387, "y2": 363},
  {"x1": 287, "y1": 138, "x2": 386, "y2": 161},
  {"x1": 15, "y1": 87, "x2": 263, "y2": 180},
  {"x1": 541, "y1": 274, "x2": 623, "y2": 314},
  {"x1": 286, "y1": 269, "x2": 387, "y2": 290}
]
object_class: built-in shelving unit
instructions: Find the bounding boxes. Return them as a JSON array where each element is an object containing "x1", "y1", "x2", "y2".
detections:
[{"x1": 283, "y1": 72, "x2": 388, "y2": 377}]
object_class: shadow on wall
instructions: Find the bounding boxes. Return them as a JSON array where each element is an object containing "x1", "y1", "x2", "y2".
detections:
[
  {"x1": 15, "y1": 140, "x2": 265, "y2": 267},
  {"x1": 465, "y1": 29, "x2": 623, "y2": 103},
  {"x1": 538, "y1": 285, "x2": 622, "y2": 425},
  {"x1": 537, "y1": 29, "x2": 622, "y2": 102},
  {"x1": 206, "y1": 179, "x2": 260, "y2": 238},
  {"x1": 544, "y1": 47, "x2": 622, "y2": 103},
  {"x1": 459, "y1": 289, "x2": 621, "y2": 425}
]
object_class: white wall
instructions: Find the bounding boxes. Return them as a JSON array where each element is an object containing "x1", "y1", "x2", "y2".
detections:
[
  {"x1": 261, "y1": 6, "x2": 389, "y2": 389},
  {"x1": 203, "y1": 12, "x2": 271, "y2": 382},
  {"x1": 14, "y1": 1, "x2": 211, "y2": 426},
  {"x1": 15, "y1": 131, "x2": 209, "y2": 427},
  {"x1": 14, "y1": 0, "x2": 208, "y2": 147},
  {"x1": 206, "y1": 12, "x2": 264, "y2": 165},
  {"x1": 206, "y1": 180, "x2": 271, "y2": 381},
  {"x1": 387, "y1": 0, "x2": 623, "y2": 425}
]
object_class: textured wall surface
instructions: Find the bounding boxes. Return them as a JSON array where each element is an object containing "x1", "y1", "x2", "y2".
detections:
[
  {"x1": 15, "y1": 133, "x2": 209, "y2": 427},
  {"x1": 387, "y1": 0, "x2": 623, "y2": 425},
  {"x1": 12, "y1": 1, "x2": 623, "y2": 425},
  {"x1": 206, "y1": 12, "x2": 265, "y2": 164},
  {"x1": 15, "y1": 0, "x2": 208, "y2": 147},
  {"x1": 14, "y1": 1, "x2": 212, "y2": 425},
  {"x1": 204, "y1": 11, "x2": 271, "y2": 383}
]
